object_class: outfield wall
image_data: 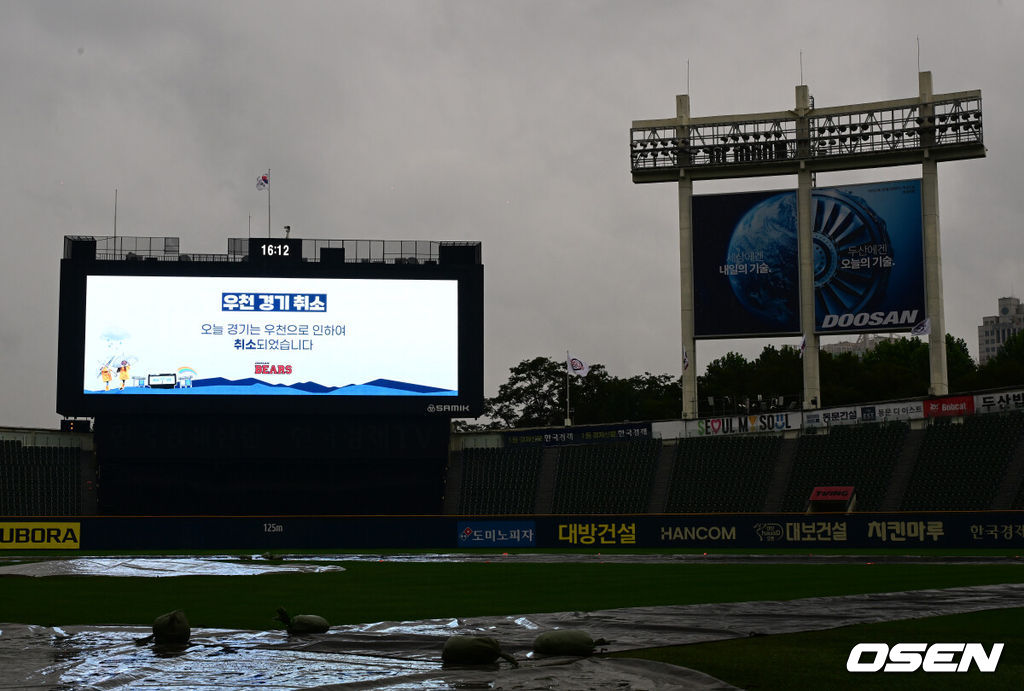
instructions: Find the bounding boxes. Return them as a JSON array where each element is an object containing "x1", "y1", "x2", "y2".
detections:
[{"x1": 5, "y1": 512, "x2": 1024, "y2": 551}]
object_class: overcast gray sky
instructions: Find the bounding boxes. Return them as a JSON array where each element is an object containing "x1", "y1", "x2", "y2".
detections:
[{"x1": 2, "y1": 0, "x2": 1022, "y2": 429}]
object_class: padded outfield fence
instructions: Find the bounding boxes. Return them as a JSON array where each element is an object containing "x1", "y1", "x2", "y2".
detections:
[{"x1": 4, "y1": 512, "x2": 1024, "y2": 551}]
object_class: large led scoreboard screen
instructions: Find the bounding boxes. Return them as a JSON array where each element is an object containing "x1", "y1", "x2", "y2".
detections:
[{"x1": 57, "y1": 259, "x2": 483, "y2": 417}]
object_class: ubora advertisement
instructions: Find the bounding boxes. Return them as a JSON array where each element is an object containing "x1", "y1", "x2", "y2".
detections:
[
  {"x1": 0, "y1": 522, "x2": 80, "y2": 549},
  {"x1": 82, "y1": 275, "x2": 459, "y2": 397}
]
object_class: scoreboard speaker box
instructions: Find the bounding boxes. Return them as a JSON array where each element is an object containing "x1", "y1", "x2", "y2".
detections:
[
  {"x1": 65, "y1": 238, "x2": 96, "y2": 261},
  {"x1": 319, "y1": 247, "x2": 346, "y2": 266},
  {"x1": 439, "y1": 243, "x2": 481, "y2": 266}
]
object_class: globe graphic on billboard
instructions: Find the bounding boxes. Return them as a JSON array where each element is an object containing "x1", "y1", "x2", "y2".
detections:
[
  {"x1": 726, "y1": 188, "x2": 892, "y2": 330},
  {"x1": 726, "y1": 192, "x2": 798, "y2": 329}
]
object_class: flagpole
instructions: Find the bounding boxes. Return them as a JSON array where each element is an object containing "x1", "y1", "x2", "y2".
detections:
[{"x1": 565, "y1": 350, "x2": 571, "y2": 426}]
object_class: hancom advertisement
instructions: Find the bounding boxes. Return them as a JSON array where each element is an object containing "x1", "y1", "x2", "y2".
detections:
[
  {"x1": 81, "y1": 275, "x2": 458, "y2": 398},
  {"x1": 693, "y1": 179, "x2": 924, "y2": 337}
]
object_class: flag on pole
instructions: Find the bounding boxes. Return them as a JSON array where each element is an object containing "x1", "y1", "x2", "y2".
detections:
[
  {"x1": 799, "y1": 335, "x2": 806, "y2": 359},
  {"x1": 567, "y1": 354, "x2": 589, "y2": 377},
  {"x1": 682, "y1": 346, "x2": 690, "y2": 371},
  {"x1": 911, "y1": 318, "x2": 931, "y2": 336},
  {"x1": 256, "y1": 172, "x2": 270, "y2": 190}
]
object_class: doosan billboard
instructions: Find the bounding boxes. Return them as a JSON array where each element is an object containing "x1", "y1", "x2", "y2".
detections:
[{"x1": 693, "y1": 179, "x2": 924, "y2": 337}]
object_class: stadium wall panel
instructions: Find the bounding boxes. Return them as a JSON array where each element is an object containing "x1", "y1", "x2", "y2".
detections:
[{"x1": 5, "y1": 513, "x2": 1024, "y2": 550}]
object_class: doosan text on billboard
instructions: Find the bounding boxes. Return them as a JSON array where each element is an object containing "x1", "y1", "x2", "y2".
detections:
[{"x1": 692, "y1": 179, "x2": 924, "y2": 337}]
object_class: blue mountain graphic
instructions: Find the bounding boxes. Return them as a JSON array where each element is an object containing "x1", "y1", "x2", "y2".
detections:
[
  {"x1": 188, "y1": 377, "x2": 452, "y2": 394},
  {"x1": 359, "y1": 378, "x2": 452, "y2": 394}
]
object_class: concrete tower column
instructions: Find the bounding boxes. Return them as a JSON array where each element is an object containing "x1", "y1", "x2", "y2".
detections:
[
  {"x1": 796, "y1": 84, "x2": 821, "y2": 409},
  {"x1": 677, "y1": 94, "x2": 698, "y2": 419},
  {"x1": 919, "y1": 71, "x2": 948, "y2": 395}
]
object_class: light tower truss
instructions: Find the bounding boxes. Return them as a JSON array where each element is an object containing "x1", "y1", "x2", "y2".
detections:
[{"x1": 631, "y1": 90, "x2": 984, "y2": 181}]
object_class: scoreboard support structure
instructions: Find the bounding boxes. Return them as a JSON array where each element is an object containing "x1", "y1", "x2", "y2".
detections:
[
  {"x1": 57, "y1": 235, "x2": 483, "y2": 515},
  {"x1": 631, "y1": 71, "x2": 985, "y2": 417}
]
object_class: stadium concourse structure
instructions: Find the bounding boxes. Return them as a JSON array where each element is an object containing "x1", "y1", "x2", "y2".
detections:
[
  {"x1": 5, "y1": 231, "x2": 1024, "y2": 551},
  {"x1": 3, "y1": 391, "x2": 1024, "y2": 550}
]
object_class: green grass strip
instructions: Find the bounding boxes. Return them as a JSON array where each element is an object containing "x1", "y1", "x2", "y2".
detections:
[
  {"x1": 612, "y1": 607, "x2": 1024, "y2": 690},
  {"x1": 2, "y1": 562, "x2": 1022, "y2": 630}
]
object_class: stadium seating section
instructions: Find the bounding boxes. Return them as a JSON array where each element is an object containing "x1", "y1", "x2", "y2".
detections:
[
  {"x1": 550, "y1": 438, "x2": 662, "y2": 514},
  {"x1": 0, "y1": 440, "x2": 83, "y2": 516},
  {"x1": 458, "y1": 446, "x2": 544, "y2": 514},
  {"x1": 782, "y1": 423, "x2": 908, "y2": 512},
  {"x1": 666, "y1": 435, "x2": 781, "y2": 513},
  {"x1": 902, "y1": 413, "x2": 1024, "y2": 511},
  {"x1": 3, "y1": 411, "x2": 1024, "y2": 516}
]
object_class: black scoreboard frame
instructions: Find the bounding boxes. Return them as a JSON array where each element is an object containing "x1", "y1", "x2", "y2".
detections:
[{"x1": 56, "y1": 249, "x2": 484, "y2": 419}]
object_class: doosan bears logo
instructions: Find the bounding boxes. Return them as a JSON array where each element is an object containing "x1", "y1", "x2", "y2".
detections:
[{"x1": 255, "y1": 362, "x2": 292, "y2": 375}]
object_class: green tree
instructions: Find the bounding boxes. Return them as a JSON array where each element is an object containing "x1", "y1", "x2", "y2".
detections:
[
  {"x1": 468, "y1": 332, "x2": 999, "y2": 431},
  {"x1": 946, "y1": 334, "x2": 978, "y2": 392},
  {"x1": 479, "y1": 358, "x2": 683, "y2": 429},
  {"x1": 820, "y1": 350, "x2": 864, "y2": 405},
  {"x1": 750, "y1": 345, "x2": 802, "y2": 407},
  {"x1": 978, "y1": 329, "x2": 1024, "y2": 388},
  {"x1": 698, "y1": 352, "x2": 754, "y2": 415},
  {"x1": 483, "y1": 356, "x2": 565, "y2": 429},
  {"x1": 859, "y1": 337, "x2": 929, "y2": 400}
]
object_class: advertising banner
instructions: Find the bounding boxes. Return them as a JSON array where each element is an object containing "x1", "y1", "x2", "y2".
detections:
[
  {"x1": 686, "y1": 412, "x2": 800, "y2": 437},
  {"x1": 504, "y1": 422, "x2": 652, "y2": 447},
  {"x1": 456, "y1": 521, "x2": 537, "y2": 548},
  {"x1": 11, "y1": 514, "x2": 1024, "y2": 550},
  {"x1": 0, "y1": 522, "x2": 80, "y2": 549},
  {"x1": 857, "y1": 401, "x2": 924, "y2": 423},
  {"x1": 813, "y1": 180, "x2": 924, "y2": 334},
  {"x1": 693, "y1": 180, "x2": 924, "y2": 337},
  {"x1": 82, "y1": 275, "x2": 459, "y2": 398},
  {"x1": 804, "y1": 406, "x2": 861, "y2": 428},
  {"x1": 693, "y1": 189, "x2": 799, "y2": 337},
  {"x1": 810, "y1": 486, "x2": 855, "y2": 502},
  {"x1": 975, "y1": 390, "x2": 1024, "y2": 415},
  {"x1": 924, "y1": 395, "x2": 975, "y2": 418}
]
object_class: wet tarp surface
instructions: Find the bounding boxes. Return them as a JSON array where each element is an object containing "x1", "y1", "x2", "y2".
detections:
[
  {"x1": 2, "y1": 555, "x2": 1023, "y2": 689},
  {"x1": 0, "y1": 557, "x2": 346, "y2": 577}
]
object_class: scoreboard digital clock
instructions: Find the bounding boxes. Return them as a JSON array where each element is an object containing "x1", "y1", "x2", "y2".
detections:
[{"x1": 249, "y1": 238, "x2": 301, "y2": 265}]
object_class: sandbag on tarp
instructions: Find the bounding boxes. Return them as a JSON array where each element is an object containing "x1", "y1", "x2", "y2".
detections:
[
  {"x1": 533, "y1": 629, "x2": 603, "y2": 656},
  {"x1": 136, "y1": 609, "x2": 189, "y2": 645},
  {"x1": 441, "y1": 635, "x2": 518, "y2": 666},
  {"x1": 275, "y1": 607, "x2": 330, "y2": 634}
]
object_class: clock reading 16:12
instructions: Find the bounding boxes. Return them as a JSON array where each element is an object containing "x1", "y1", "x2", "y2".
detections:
[
  {"x1": 262, "y1": 243, "x2": 290, "y2": 256},
  {"x1": 249, "y1": 238, "x2": 301, "y2": 263}
]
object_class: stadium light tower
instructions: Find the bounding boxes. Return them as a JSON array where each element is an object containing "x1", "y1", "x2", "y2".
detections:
[{"x1": 630, "y1": 72, "x2": 985, "y2": 419}]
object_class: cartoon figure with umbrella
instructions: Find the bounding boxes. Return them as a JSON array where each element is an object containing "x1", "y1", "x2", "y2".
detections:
[
  {"x1": 117, "y1": 360, "x2": 131, "y2": 390},
  {"x1": 99, "y1": 365, "x2": 113, "y2": 390}
]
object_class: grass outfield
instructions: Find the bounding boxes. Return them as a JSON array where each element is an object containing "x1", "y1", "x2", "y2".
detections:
[
  {"x1": 2, "y1": 554, "x2": 1022, "y2": 688},
  {"x1": 611, "y1": 608, "x2": 1024, "y2": 690},
  {"x1": 2, "y1": 558, "x2": 1023, "y2": 629}
]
